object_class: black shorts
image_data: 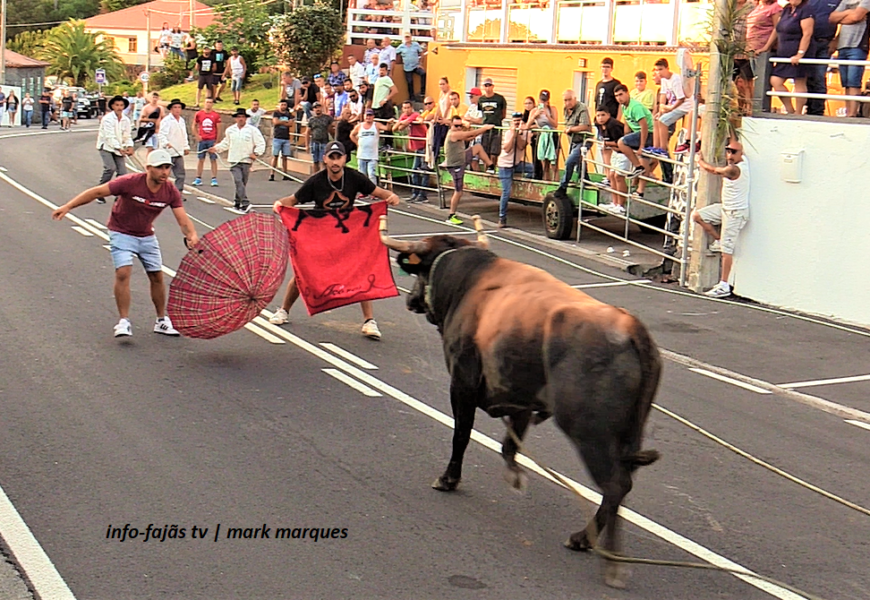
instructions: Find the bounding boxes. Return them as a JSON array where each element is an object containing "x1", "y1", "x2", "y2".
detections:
[
  {"x1": 212, "y1": 74, "x2": 225, "y2": 87},
  {"x1": 197, "y1": 75, "x2": 213, "y2": 89},
  {"x1": 480, "y1": 128, "x2": 502, "y2": 156},
  {"x1": 732, "y1": 58, "x2": 754, "y2": 82}
]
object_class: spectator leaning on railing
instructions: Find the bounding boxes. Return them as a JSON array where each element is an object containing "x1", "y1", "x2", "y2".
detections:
[
  {"x1": 829, "y1": 0, "x2": 870, "y2": 117},
  {"x1": 554, "y1": 90, "x2": 592, "y2": 201}
]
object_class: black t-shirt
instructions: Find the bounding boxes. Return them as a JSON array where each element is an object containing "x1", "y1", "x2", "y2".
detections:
[
  {"x1": 303, "y1": 84, "x2": 319, "y2": 105},
  {"x1": 212, "y1": 50, "x2": 227, "y2": 74},
  {"x1": 39, "y1": 93, "x2": 52, "y2": 109},
  {"x1": 595, "y1": 78, "x2": 622, "y2": 119},
  {"x1": 479, "y1": 93, "x2": 507, "y2": 126},
  {"x1": 197, "y1": 54, "x2": 214, "y2": 76},
  {"x1": 97, "y1": 96, "x2": 107, "y2": 111},
  {"x1": 295, "y1": 167, "x2": 376, "y2": 210},
  {"x1": 336, "y1": 119, "x2": 356, "y2": 154},
  {"x1": 273, "y1": 109, "x2": 292, "y2": 140},
  {"x1": 596, "y1": 117, "x2": 624, "y2": 146},
  {"x1": 61, "y1": 97, "x2": 74, "y2": 111}
]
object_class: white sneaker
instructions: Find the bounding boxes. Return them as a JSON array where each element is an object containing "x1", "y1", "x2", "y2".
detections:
[
  {"x1": 113, "y1": 318, "x2": 132, "y2": 337},
  {"x1": 154, "y1": 317, "x2": 180, "y2": 336},
  {"x1": 704, "y1": 282, "x2": 732, "y2": 298},
  {"x1": 609, "y1": 204, "x2": 626, "y2": 215},
  {"x1": 708, "y1": 240, "x2": 722, "y2": 253},
  {"x1": 361, "y1": 319, "x2": 381, "y2": 340},
  {"x1": 269, "y1": 308, "x2": 289, "y2": 324}
]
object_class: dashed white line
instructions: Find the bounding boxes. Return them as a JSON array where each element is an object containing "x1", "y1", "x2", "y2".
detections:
[
  {"x1": 779, "y1": 374, "x2": 870, "y2": 389},
  {"x1": 243, "y1": 323, "x2": 285, "y2": 344},
  {"x1": 0, "y1": 485, "x2": 77, "y2": 599},
  {"x1": 320, "y1": 343, "x2": 378, "y2": 369},
  {"x1": 71, "y1": 226, "x2": 94, "y2": 237},
  {"x1": 322, "y1": 368, "x2": 382, "y2": 396},
  {"x1": 689, "y1": 367, "x2": 772, "y2": 394},
  {"x1": 197, "y1": 196, "x2": 215, "y2": 204},
  {"x1": 846, "y1": 419, "x2": 870, "y2": 432}
]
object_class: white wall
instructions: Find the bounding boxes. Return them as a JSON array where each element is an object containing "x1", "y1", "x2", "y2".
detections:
[{"x1": 735, "y1": 117, "x2": 870, "y2": 328}]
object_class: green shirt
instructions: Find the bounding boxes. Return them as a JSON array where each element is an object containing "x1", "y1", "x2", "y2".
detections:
[
  {"x1": 623, "y1": 98, "x2": 653, "y2": 133},
  {"x1": 373, "y1": 76, "x2": 394, "y2": 109}
]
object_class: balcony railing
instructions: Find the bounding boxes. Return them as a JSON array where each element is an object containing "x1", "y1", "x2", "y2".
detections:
[{"x1": 347, "y1": 0, "x2": 436, "y2": 45}]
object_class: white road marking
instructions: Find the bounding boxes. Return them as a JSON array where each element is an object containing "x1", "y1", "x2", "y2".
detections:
[
  {"x1": 0, "y1": 166, "x2": 7, "y2": 172},
  {"x1": 187, "y1": 214, "x2": 215, "y2": 230},
  {"x1": 689, "y1": 367, "x2": 773, "y2": 394},
  {"x1": 85, "y1": 218, "x2": 107, "y2": 230},
  {"x1": 846, "y1": 419, "x2": 870, "y2": 432},
  {"x1": 71, "y1": 226, "x2": 94, "y2": 237},
  {"x1": 571, "y1": 279, "x2": 651, "y2": 289},
  {"x1": 390, "y1": 231, "x2": 481, "y2": 238},
  {"x1": 778, "y1": 374, "x2": 870, "y2": 389},
  {"x1": 243, "y1": 323, "x2": 285, "y2": 344},
  {"x1": 0, "y1": 128, "x2": 98, "y2": 140},
  {"x1": 251, "y1": 311, "x2": 805, "y2": 600},
  {"x1": 102, "y1": 245, "x2": 111, "y2": 250},
  {"x1": 0, "y1": 485, "x2": 77, "y2": 599},
  {"x1": 182, "y1": 190, "x2": 191, "y2": 195},
  {"x1": 322, "y1": 368, "x2": 382, "y2": 396},
  {"x1": 197, "y1": 196, "x2": 215, "y2": 204},
  {"x1": 320, "y1": 343, "x2": 378, "y2": 369}
]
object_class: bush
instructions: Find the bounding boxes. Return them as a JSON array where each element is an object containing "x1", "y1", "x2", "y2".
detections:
[
  {"x1": 271, "y1": 5, "x2": 344, "y2": 79},
  {"x1": 150, "y1": 55, "x2": 190, "y2": 90}
]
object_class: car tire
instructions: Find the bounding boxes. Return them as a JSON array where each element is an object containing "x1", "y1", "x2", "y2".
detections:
[{"x1": 542, "y1": 192, "x2": 574, "y2": 240}]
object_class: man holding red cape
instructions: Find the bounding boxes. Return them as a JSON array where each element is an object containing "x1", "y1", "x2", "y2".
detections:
[{"x1": 271, "y1": 141, "x2": 400, "y2": 340}]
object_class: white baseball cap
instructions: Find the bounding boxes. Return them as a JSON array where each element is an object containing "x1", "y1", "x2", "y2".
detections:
[{"x1": 146, "y1": 149, "x2": 173, "y2": 167}]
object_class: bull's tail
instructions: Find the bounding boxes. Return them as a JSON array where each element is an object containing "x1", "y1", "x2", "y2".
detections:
[{"x1": 622, "y1": 315, "x2": 662, "y2": 471}]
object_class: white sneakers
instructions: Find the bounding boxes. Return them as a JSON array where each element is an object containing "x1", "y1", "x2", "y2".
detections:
[
  {"x1": 708, "y1": 240, "x2": 722, "y2": 253},
  {"x1": 269, "y1": 308, "x2": 289, "y2": 324},
  {"x1": 599, "y1": 203, "x2": 626, "y2": 215},
  {"x1": 113, "y1": 318, "x2": 132, "y2": 337},
  {"x1": 361, "y1": 319, "x2": 381, "y2": 341},
  {"x1": 154, "y1": 317, "x2": 180, "y2": 336},
  {"x1": 704, "y1": 282, "x2": 732, "y2": 298}
]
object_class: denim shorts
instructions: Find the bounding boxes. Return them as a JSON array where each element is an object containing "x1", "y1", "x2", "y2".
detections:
[
  {"x1": 621, "y1": 131, "x2": 642, "y2": 150},
  {"x1": 197, "y1": 139, "x2": 216, "y2": 160},
  {"x1": 109, "y1": 231, "x2": 163, "y2": 272},
  {"x1": 311, "y1": 141, "x2": 327, "y2": 163},
  {"x1": 839, "y1": 46, "x2": 868, "y2": 89},
  {"x1": 657, "y1": 109, "x2": 689, "y2": 127},
  {"x1": 231, "y1": 76, "x2": 243, "y2": 92},
  {"x1": 272, "y1": 138, "x2": 292, "y2": 157},
  {"x1": 145, "y1": 135, "x2": 159, "y2": 149}
]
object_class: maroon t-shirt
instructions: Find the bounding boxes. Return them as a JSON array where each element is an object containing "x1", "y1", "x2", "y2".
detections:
[{"x1": 107, "y1": 173, "x2": 183, "y2": 237}]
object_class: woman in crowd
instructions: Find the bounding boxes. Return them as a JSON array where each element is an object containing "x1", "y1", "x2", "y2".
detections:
[
  {"x1": 5, "y1": 90, "x2": 19, "y2": 127},
  {"x1": 761, "y1": 0, "x2": 814, "y2": 114}
]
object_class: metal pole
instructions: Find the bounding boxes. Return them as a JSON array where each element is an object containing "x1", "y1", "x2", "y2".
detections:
[
  {"x1": 679, "y1": 65, "x2": 701, "y2": 287},
  {"x1": 145, "y1": 8, "x2": 151, "y2": 95},
  {"x1": 0, "y1": 0, "x2": 7, "y2": 85}
]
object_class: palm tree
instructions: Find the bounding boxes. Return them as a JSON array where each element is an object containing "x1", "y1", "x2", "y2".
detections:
[{"x1": 37, "y1": 21, "x2": 125, "y2": 87}]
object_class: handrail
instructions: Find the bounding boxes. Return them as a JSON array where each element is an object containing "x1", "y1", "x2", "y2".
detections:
[
  {"x1": 768, "y1": 56, "x2": 870, "y2": 66},
  {"x1": 347, "y1": 6, "x2": 436, "y2": 45}
]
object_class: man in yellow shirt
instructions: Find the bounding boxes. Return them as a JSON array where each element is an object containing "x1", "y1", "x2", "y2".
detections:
[
  {"x1": 442, "y1": 91, "x2": 466, "y2": 120},
  {"x1": 630, "y1": 71, "x2": 655, "y2": 112}
]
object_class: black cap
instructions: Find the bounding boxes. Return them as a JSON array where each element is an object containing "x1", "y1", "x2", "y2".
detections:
[
  {"x1": 301, "y1": 76, "x2": 311, "y2": 83},
  {"x1": 511, "y1": 111, "x2": 523, "y2": 119},
  {"x1": 324, "y1": 141, "x2": 346, "y2": 157}
]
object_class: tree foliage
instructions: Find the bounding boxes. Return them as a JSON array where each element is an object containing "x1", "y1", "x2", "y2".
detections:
[
  {"x1": 99, "y1": 0, "x2": 148, "y2": 13},
  {"x1": 37, "y1": 21, "x2": 126, "y2": 87},
  {"x1": 271, "y1": 4, "x2": 345, "y2": 79},
  {"x1": 193, "y1": 0, "x2": 272, "y2": 75},
  {"x1": 5, "y1": 0, "x2": 100, "y2": 37},
  {"x1": 150, "y1": 55, "x2": 190, "y2": 89},
  {"x1": 7, "y1": 30, "x2": 50, "y2": 58}
]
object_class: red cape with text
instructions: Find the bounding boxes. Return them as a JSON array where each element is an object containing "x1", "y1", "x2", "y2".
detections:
[{"x1": 278, "y1": 202, "x2": 399, "y2": 316}]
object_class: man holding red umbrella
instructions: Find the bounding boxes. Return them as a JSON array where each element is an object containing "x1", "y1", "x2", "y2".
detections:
[
  {"x1": 52, "y1": 149, "x2": 199, "y2": 338},
  {"x1": 271, "y1": 141, "x2": 400, "y2": 340}
]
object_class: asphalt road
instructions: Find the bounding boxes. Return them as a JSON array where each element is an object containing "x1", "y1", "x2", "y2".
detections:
[{"x1": 1, "y1": 126, "x2": 869, "y2": 600}]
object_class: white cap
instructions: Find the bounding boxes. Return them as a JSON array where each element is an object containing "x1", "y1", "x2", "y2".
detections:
[{"x1": 146, "y1": 149, "x2": 172, "y2": 167}]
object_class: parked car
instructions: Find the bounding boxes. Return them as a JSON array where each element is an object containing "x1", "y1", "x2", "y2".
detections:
[{"x1": 52, "y1": 86, "x2": 100, "y2": 119}]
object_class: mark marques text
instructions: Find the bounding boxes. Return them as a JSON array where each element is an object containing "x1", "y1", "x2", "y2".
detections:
[{"x1": 106, "y1": 523, "x2": 348, "y2": 543}]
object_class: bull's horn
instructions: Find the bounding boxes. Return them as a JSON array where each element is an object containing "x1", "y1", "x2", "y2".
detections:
[
  {"x1": 379, "y1": 215, "x2": 427, "y2": 253},
  {"x1": 472, "y1": 215, "x2": 489, "y2": 249}
]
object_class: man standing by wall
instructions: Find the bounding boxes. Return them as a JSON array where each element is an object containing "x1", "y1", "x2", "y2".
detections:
[
  {"x1": 804, "y1": 0, "x2": 840, "y2": 115},
  {"x1": 210, "y1": 108, "x2": 266, "y2": 213},
  {"x1": 348, "y1": 54, "x2": 367, "y2": 88},
  {"x1": 396, "y1": 33, "x2": 426, "y2": 101},
  {"x1": 192, "y1": 97, "x2": 221, "y2": 187},
  {"x1": 51, "y1": 149, "x2": 199, "y2": 338},
  {"x1": 478, "y1": 78, "x2": 506, "y2": 164},
  {"x1": 379, "y1": 36, "x2": 398, "y2": 73},
  {"x1": 39, "y1": 88, "x2": 52, "y2": 129},
  {"x1": 157, "y1": 98, "x2": 190, "y2": 194},
  {"x1": 692, "y1": 139, "x2": 751, "y2": 298}
]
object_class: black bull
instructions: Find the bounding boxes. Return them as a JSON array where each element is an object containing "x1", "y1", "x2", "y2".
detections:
[{"x1": 380, "y1": 217, "x2": 661, "y2": 588}]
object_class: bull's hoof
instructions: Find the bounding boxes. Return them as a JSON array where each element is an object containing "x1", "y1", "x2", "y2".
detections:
[
  {"x1": 563, "y1": 530, "x2": 594, "y2": 552},
  {"x1": 604, "y1": 562, "x2": 629, "y2": 589},
  {"x1": 503, "y1": 466, "x2": 528, "y2": 493},
  {"x1": 432, "y1": 475, "x2": 461, "y2": 491}
]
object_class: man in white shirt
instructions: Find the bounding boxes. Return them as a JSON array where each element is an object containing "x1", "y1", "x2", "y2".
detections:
[
  {"x1": 378, "y1": 36, "x2": 397, "y2": 72},
  {"x1": 95, "y1": 95, "x2": 134, "y2": 204},
  {"x1": 159, "y1": 23, "x2": 172, "y2": 58},
  {"x1": 246, "y1": 99, "x2": 267, "y2": 128},
  {"x1": 651, "y1": 58, "x2": 688, "y2": 155},
  {"x1": 347, "y1": 54, "x2": 366, "y2": 88},
  {"x1": 157, "y1": 98, "x2": 191, "y2": 193},
  {"x1": 209, "y1": 108, "x2": 266, "y2": 213}
]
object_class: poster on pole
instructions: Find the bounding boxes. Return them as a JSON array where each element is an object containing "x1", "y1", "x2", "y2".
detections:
[{"x1": 95, "y1": 69, "x2": 107, "y2": 85}]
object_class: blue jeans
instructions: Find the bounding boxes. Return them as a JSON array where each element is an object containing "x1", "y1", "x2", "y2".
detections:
[
  {"x1": 404, "y1": 67, "x2": 426, "y2": 99},
  {"x1": 805, "y1": 42, "x2": 832, "y2": 116},
  {"x1": 498, "y1": 163, "x2": 532, "y2": 220},
  {"x1": 23, "y1": 110, "x2": 32, "y2": 127},
  {"x1": 412, "y1": 148, "x2": 426, "y2": 198},
  {"x1": 298, "y1": 101, "x2": 313, "y2": 120},
  {"x1": 560, "y1": 142, "x2": 582, "y2": 187},
  {"x1": 358, "y1": 158, "x2": 378, "y2": 184}
]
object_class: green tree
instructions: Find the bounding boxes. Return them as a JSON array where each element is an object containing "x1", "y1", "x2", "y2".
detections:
[
  {"x1": 5, "y1": 0, "x2": 100, "y2": 37},
  {"x1": 7, "y1": 29, "x2": 49, "y2": 57},
  {"x1": 99, "y1": 0, "x2": 148, "y2": 13},
  {"x1": 271, "y1": 4, "x2": 344, "y2": 79},
  {"x1": 37, "y1": 21, "x2": 126, "y2": 87},
  {"x1": 193, "y1": 0, "x2": 272, "y2": 74}
]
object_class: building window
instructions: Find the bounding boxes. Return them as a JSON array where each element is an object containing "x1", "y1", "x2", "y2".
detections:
[{"x1": 127, "y1": 37, "x2": 138, "y2": 53}]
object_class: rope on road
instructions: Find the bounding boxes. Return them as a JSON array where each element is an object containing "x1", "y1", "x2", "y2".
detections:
[
  {"x1": 653, "y1": 403, "x2": 870, "y2": 518},
  {"x1": 501, "y1": 421, "x2": 826, "y2": 600}
]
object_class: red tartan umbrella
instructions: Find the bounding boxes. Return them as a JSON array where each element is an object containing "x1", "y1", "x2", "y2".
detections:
[{"x1": 167, "y1": 213, "x2": 290, "y2": 339}]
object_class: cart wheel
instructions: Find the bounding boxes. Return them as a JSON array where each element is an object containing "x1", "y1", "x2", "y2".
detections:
[{"x1": 542, "y1": 192, "x2": 574, "y2": 240}]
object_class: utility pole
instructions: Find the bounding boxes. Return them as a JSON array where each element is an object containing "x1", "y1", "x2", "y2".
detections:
[
  {"x1": 145, "y1": 8, "x2": 151, "y2": 95},
  {"x1": 0, "y1": 0, "x2": 7, "y2": 85},
  {"x1": 687, "y1": 0, "x2": 729, "y2": 292}
]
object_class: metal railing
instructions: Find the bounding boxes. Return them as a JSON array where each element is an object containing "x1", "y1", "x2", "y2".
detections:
[
  {"x1": 347, "y1": 5, "x2": 436, "y2": 45},
  {"x1": 763, "y1": 55, "x2": 870, "y2": 112}
]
